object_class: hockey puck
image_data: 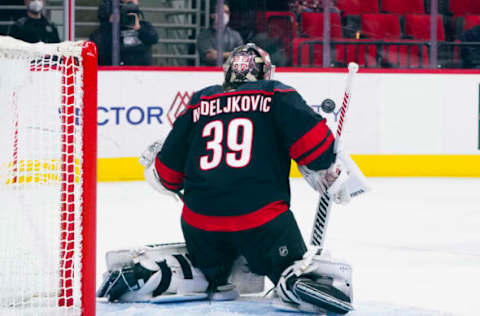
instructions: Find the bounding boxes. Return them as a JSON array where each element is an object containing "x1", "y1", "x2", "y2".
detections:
[{"x1": 321, "y1": 98, "x2": 336, "y2": 113}]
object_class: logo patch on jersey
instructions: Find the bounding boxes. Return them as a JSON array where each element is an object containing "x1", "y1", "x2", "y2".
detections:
[
  {"x1": 167, "y1": 91, "x2": 192, "y2": 126},
  {"x1": 279, "y1": 245, "x2": 289, "y2": 257}
]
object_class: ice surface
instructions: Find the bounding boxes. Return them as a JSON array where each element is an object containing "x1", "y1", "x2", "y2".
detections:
[{"x1": 96, "y1": 178, "x2": 480, "y2": 316}]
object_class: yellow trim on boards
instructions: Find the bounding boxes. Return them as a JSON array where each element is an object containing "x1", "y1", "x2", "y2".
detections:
[
  {"x1": 351, "y1": 155, "x2": 480, "y2": 177},
  {"x1": 97, "y1": 155, "x2": 480, "y2": 182}
]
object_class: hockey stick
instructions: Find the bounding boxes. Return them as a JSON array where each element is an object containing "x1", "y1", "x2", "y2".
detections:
[{"x1": 310, "y1": 62, "x2": 359, "y2": 249}]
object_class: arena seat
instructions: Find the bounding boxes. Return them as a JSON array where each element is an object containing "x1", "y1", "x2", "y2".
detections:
[
  {"x1": 381, "y1": 0, "x2": 424, "y2": 14},
  {"x1": 336, "y1": 0, "x2": 378, "y2": 15},
  {"x1": 463, "y1": 15, "x2": 480, "y2": 31},
  {"x1": 333, "y1": 39, "x2": 377, "y2": 67},
  {"x1": 361, "y1": 14, "x2": 402, "y2": 39},
  {"x1": 380, "y1": 40, "x2": 429, "y2": 68},
  {"x1": 404, "y1": 14, "x2": 445, "y2": 40},
  {"x1": 454, "y1": 15, "x2": 480, "y2": 39},
  {"x1": 300, "y1": 12, "x2": 342, "y2": 37},
  {"x1": 292, "y1": 37, "x2": 323, "y2": 66},
  {"x1": 265, "y1": 12, "x2": 297, "y2": 63},
  {"x1": 449, "y1": 0, "x2": 480, "y2": 15}
]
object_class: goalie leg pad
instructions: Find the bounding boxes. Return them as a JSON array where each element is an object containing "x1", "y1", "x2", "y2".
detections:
[
  {"x1": 98, "y1": 249, "x2": 238, "y2": 303},
  {"x1": 105, "y1": 243, "x2": 264, "y2": 294},
  {"x1": 96, "y1": 261, "x2": 160, "y2": 302}
]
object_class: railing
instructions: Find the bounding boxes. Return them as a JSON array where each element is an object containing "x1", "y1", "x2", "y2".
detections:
[
  {"x1": 438, "y1": 41, "x2": 480, "y2": 69},
  {"x1": 295, "y1": 39, "x2": 480, "y2": 69}
]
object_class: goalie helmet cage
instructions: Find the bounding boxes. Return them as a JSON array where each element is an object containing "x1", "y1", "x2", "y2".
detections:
[{"x1": 0, "y1": 36, "x2": 97, "y2": 316}]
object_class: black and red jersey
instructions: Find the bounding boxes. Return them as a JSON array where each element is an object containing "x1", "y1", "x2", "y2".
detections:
[{"x1": 155, "y1": 80, "x2": 335, "y2": 232}]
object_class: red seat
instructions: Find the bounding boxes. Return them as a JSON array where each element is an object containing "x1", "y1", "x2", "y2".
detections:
[
  {"x1": 455, "y1": 15, "x2": 480, "y2": 40},
  {"x1": 450, "y1": 0, "x2": 480, "y2": 15},
  {"x1": 468, "y1": 0, "x2": 480, "y2": 14},
  {"x1": 464, "y1": 15, "x2": 480, "y2": 30},
  {"x1": 265, "y1": 12, "x2": 297, "y2": 62},
  {"x1": 361, "y1": 14, "x2": 401, "y2": 39},
  {"x1": 449, "y1": 0, "x2": 469, "y2": 15},
  {"x1": 336, "y1": 0, "x2": 378, "y2": 15},
  {"x1": 381, "y1": 0, "x2": 424, "y2": 14},
  {"x1": 381, "y1": 40, "x2": 429, "y2": 68},
  {"x1": 292, "y1": 38, "x2": 323, "y2": 66},
  {"x1": 300, "y1": 12, "x2": 342, "y2": 37},
  {"x1": 404, "y1": 14, "x2": 445, "y2": 40},
  {"x1": 333, "y1": 39, "x2": 377, "y2": 67}
]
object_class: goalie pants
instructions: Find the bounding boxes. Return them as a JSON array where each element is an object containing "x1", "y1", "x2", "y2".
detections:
[{"x1": 181, "y1": 210, "x2": 307, "y2": 286}]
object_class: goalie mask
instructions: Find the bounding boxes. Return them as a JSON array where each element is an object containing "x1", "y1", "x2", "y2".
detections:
[{"x1": 223, "y1": 43, "x2": 275, "y2": 90}]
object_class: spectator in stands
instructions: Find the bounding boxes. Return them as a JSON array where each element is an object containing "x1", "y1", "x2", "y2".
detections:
[
  {"x1": 289, "y1": 0, "x2": 340, "y2": 23},
  {"x1": 196, "y1": 1, "x2": 243, "y2": 66},
  {"x1": 251, "y1": 32, "x2": 287, "y2": 67},
  {"x1": 459, "y1": 25, "x2": 480, "y2": 69},
  {"x1": 8, "y1": 0, "x2": 60, "y2": 43},
  {"x1": 89, "y1": 0, "x2": 159, "y2": 66}
]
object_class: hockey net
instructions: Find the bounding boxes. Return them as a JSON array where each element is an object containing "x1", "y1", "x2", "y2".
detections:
[{"x1": 0, "y1": 36, "x2": 97, "y2": 316}]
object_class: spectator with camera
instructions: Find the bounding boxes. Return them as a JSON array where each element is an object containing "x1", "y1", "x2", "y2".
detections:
[
  {"x1": 89, "y1": 0, "x2": 159, "y2": 66},
  {"x1": 8, "y1": 0, "x2": 60, "y2": 43}
]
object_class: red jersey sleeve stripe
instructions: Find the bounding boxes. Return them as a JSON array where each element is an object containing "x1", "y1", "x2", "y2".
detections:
[
  {"x1": 159, "y1": 179, "x2": 182, "y2": 191},
  {"x1": 181, "y1": 201, "x2": 289, "y2": 232},
  {"x1": 297, "y1": 132, "x2": 334, "y2": 166},
  {"x1": 289, "y1": 120, "x2": 331, "y2": 160},
  {"x1": 273, "y1": 88, "x2": 296, "y2": 93},
  {"x1": 155, "y1": 158, "x2": 185, "y2": 185}
]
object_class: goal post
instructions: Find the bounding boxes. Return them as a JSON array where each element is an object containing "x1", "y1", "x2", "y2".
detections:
[{"x1": 0, "y1": 36, "x2": 97, "y2": 316}]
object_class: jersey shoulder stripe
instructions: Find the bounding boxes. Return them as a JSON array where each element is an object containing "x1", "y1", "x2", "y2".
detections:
[
  {"x1": 297, "y1": 133, "x2": 334, "y2": 166},
  {"x1": 289, "y1": 119, "x2": 331, "y2": 160},
  {"x1": 155, "y1": 158, "x2": 185, "y2": 191}
]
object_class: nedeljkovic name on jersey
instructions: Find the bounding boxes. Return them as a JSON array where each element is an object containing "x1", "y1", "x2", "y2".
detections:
[{"x1": 193, "y1": 95, "x2": 272, "y2": 122}]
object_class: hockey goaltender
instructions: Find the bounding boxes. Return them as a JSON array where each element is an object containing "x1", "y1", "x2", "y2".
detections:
[{"x1": 97, "y1": 44, "x2": 355, "y2": 314}]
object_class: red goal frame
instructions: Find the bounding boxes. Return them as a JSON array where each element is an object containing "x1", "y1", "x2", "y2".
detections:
[
  {"x1": 56, "y1": 41, "x2": 97, "y2": 316},
  {"x1": 77, "y1": 41, "x2": 97, "y2": 316}
]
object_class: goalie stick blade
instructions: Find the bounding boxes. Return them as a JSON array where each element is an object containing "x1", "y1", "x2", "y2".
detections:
[{"x1": 293, "y1": 280, "x2": 353, "y2": 315}]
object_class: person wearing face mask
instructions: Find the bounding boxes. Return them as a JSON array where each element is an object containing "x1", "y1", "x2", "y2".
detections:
[
  {"x1": 196, "y1": 1, "x2": 243, "y2": 66},
  {"x1": 8, "y1": 0, "x2": 60, "y2": 43},
  {"x1": 89, "y1": 0, "x2": 159, "y2": 66}
]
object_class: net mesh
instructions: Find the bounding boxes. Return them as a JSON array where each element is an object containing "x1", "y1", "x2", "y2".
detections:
[{"x1": 0, "y1": 37, "x2": 85, "y2": 316}]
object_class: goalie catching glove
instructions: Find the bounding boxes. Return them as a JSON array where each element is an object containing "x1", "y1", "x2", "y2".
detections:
[
  {"x1": 139, "y1": 140, "x2": 181, "y2": 200},
  {"x1": 275, "y1": 248, "x2": 353, "y2": 314},
  {"x1": 139, "y1": 140, "x2": 164, "y2": 169}
]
